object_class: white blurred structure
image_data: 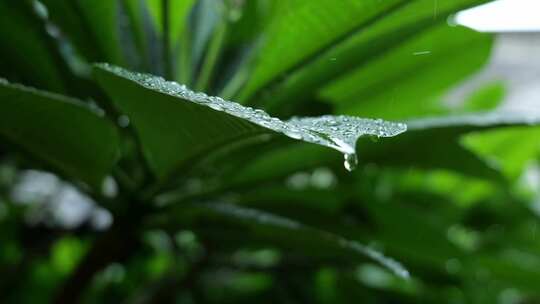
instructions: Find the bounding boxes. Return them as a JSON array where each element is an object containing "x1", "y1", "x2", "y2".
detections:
[
  {"x1": 451, "y1": 0, "x2": 540, "y2": 111},
  {"x1": 11, "y1": 170, "x2": 113, "y2": 230},
  {"x1": 456, "y1": 0, "x2": 540, "y2": 33},
  {"x1": 491, "y1": 33, "x2": 540, "y2": 112}
]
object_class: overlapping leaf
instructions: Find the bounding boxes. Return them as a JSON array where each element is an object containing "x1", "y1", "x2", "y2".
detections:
[
  {"x1": 156, "y1": 202, "x2": 409, "y2": 278},
  {"x1": 236, "y1": 0, "x2": 490, "y2": 115},
  {"x1": 0, "y1": 80, "x2": 120, "y2": 187},
  {"x1": 0, "y1": 1, "x2": 68, "y2": 93},
  {"x1": 39, "y1": 0, "x2": 124, "y2": 65},
  {"x1": 321, "y1": 25, "x2": 493, "y2": 119}
]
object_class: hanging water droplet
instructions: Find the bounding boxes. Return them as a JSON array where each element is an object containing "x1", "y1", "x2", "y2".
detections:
[
  {"x1": 284, "y1": 130, "x2": 302, "y2": 140},
  {"x1": 344, "y1": 153, "x2": 358, "y2": 172},
  {"x1": 208, "y1": 103, "x2": 223, "y2": 111}
]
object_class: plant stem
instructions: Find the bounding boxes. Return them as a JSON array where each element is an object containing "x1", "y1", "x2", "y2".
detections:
[{"x1": 162, "y1": 0, "x2": 172, "y2": 79}]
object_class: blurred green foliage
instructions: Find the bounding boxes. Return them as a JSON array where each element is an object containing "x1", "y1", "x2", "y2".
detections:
[{"x1": 1, "y1": 0, "x2": 540, "y2": 303}]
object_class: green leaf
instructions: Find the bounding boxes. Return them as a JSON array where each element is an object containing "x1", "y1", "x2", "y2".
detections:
[
  {"x1": 237, "y1": 0, "x2": 407, "y2": 102},
  {"x1": 39, "y1": 0, "x2": 124, "y2": 65},
  {"x1": 236, "y1": 0, "x2": 489, "y2": 112},
  {"x1": 226, "y1": 143, "x2": 336, "y2": 187},
  {"x1": 365, "y1": 201, "x2": 463, "y2": 267},
  {"x1": 465, "y1": 253, "x2": 540, "y2": 293},
  {"x1": 167, "y1": 202, "x2": 410, "y2": 278},
  {"x1": 51, "y1": 237, "x2": 87, "y2": 275},
  {"x1": 0, "y1": 80, "x2": 120, "y2": 187},
  {"x1": 458, "y1": 81, "x2": 506, "y2": 113},
  {"x1": 190, "y1": 0, "x2": 224, "y2": 68},
  {"x1": 122, "y1": 0, "x2": 150, "y2": 69},
  {"x1": 146, "y1": 0, "x2": 196, "y2": 79},
  {"x1": 146, "y1": 0, "x2": 195, "y2": 47},
  {"x1": 93, "y1": 64, "x2": 406, "y2": 181},
  {"x1": 225, "y1": 0, "x2": 278, "y2": 47},
  {"x1": 406, "y1": 111, "x2": 540, "y2": 131},
  {"x1": 0, "y1": 1, "x2": 68, "y2": 92},
  {"x1": 461, "y1": 126, "x2": 540, "y2": 180},
  {"x1": 363, "y1": 111, "x2": 540, "y2": 179},
  {"x1": 321, "y1": 25, "x2": 493, "y2": 119}
]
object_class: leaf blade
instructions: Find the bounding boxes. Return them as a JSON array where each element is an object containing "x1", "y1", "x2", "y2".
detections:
[
  {"x1": 0, "y1": 80, "x2": 120, "y2": 187},
  {"x1": 93, "y1": 64, "x2": 406, "y2": 180},
  {"x1": 169, "y1": 202, "x2": 410, "y2": 278}
]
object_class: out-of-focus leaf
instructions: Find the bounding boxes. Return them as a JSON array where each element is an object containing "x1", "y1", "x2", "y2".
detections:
[
  {"x1": 239, "y1": 185, "x2": 345, "y2": 215},
  {"x1": 162, "y1": 202, "x2": 410, "y2": 278},
  {"x1": 71, "y1": 0, "x2": 124, "y2": 65},
  {"x1": 366, "y1": 201, "x2": 463, "y2": 267},
  {"x1": 406, "y1": 111, "x2": 540, "y2": 131},
  {"x1": 461, "y1": 126, "x2": 540, "y2": 180},
  {"x1": 386, "y1": 169, "x2": 498, "y2": 208},
  {"x1": 0, "y1": 80, "x2": 120, "y2": 187},
  {"x1": 143, "y1": 0, "x2": 196, "y2": 80},
  {"x1": 93, "y1": 64, "x2": 406, "y2": 181},
  {"x1": 0, "y1": 1, "x2": 68, "y2": 92},
  {"x1": 231, "y1": 182, "x2": 463, "y2": 274},
  {"x1": 465, "y1": 252, "x2": 540, "y2": 293},
  {"x1": 122, "y1": 0, "x2": 150, "y2": 67},
  {"x1": 227, "y1": 143, "x2": 336, "y2": 187},
  {"x1": 191, "y1": 0, "x2": 223, "y2": 68},
  {"x1": 360, "y1": 111, "x2": 540, "y2": 179},
  {"x1": 236, "y1": 0, "x2": 489, "y2": 113},
  {"x1": 459, "y1": 81, "x2": 506, "y2": 113},
  {"x1": 225, "y1": 0, "x2": 277, "y2": 47},
  {"x1": 146, "y1": 0, "x2": 195, "y2": 47},
  {"x1": 39, "y1": 0, "x2": 124, "y2": 65},
  {"x1": 51, "y1": 237, "x2": 86, "y2": 275},
  {"x1": 321, "y1": 25, "x2": 493, "y2": 119},
  {"x1": 237, "y1": 0, "x2": 407, "y2": 102}
]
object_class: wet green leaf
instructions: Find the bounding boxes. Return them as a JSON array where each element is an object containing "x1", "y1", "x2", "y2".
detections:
[{"x1": 94, "y1": 64, "x2": 406, "y2": 180}]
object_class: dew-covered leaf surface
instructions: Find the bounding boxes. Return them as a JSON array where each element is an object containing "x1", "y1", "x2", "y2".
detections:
[
  {"x1": 236, "y1": 0, "x2": 406, "y2": 102},
  {"x1": 94, "y1": 64, "x2": 406, "y2": 178}
]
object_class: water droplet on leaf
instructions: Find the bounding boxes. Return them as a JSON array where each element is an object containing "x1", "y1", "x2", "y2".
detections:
[
  {"x1": 98, "y1": 64, "x2": 408, "y2": 174},
  {"x1": 344, "y1": 153, "x2": 358, "y2": 172}
]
